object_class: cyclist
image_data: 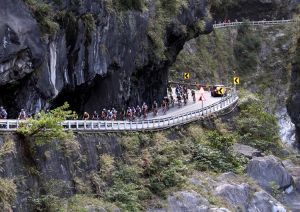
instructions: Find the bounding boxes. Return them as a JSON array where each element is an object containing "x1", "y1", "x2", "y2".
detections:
[
  {"x1": 83, "y1": 112, "x2": 90, "y2": 120},
  {"x1": 92, "y1": 111, "x2": 99, "y2": 120},
  {"x1": 112, "y1": 108, "x2": 117, "y2": 121},
  {"x1": 0, "y1": 106, "x2": 7, "y2": 119},
  {"x1": 170, "y1": 95, "x2": 175, "y2": 107},
  {"x1": 153, "y1": 101, "x2": 158, "y2": 116},
  {"x1": 127, "y1": 107, "x2": 132, "y2": 121},
  {"x1": 107, "y1": 110, "x2": 113, "y2": 120},
  {"x1": 142, "y1": 102, "x2": 148, "y2": 118},
  {"x1": 18, "y1": 109, "x2": 27, "y2": 120},
  {"x1": 164, "y1": 96, "x2": 170, "y2": 110},
  {"x1": 162, "y1": 99, "x2": 167, "y2": 115},
  {"x1": 177, "y1": 95, "x2": 182, "y2": 108},
  {"x1": 191, "y1": 89, "x2": 196, "y2": 103},
  {"x1": 136, "y1": 105, "x2": 142, "y2": 118},
  {"x1": 183, "y1": 85, "x2": 188, "y2": 99},
  {"x1": 101, "y1": 109, "x2": 107, "y2": 120},
  {"x1": 183, "y1": 93, "x2": 187, "y2": 105}
]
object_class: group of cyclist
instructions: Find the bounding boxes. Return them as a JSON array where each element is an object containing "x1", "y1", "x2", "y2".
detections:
[
  {"x1": 172, "y1": 84, "x2": 196, "y2": 108},
  {"x1": 0, "y1": 106, "x2": 29, "y2": 120},
  {"x1": 0, "y1": 84, "x2": 198, "y2": 121},
  {"x1": 82, "y1": 108, "x2": 118, "y2": 121}
]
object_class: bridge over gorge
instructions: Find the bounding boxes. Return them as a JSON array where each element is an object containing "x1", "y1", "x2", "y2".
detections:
[
  {"x1": 213, "y1": 19, "x2": 297, "y2": 29},
  {"x1": 0, "y1": 87, "x2": 238, "y2": 132},
  {"x1": 2, "y1": 19, "x2": 295, "y2": 132}
]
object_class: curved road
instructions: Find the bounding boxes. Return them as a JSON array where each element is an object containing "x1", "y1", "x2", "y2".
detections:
[{"x1": 146, "y1": 88, "x2": 221, "y2": 120}]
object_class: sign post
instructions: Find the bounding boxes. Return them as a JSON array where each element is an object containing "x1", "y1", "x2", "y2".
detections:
[
  {"x1": 184, "y1": 72, "x2": 190, "y2": 80},
  {"x1": 233, "y1": 77, "x2": 240, "y2": 85}
]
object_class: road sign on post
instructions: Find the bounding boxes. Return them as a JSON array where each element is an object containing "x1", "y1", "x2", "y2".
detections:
[
  {"x1": 184, "y1": 72, "x2": 190, "y2": 80},
  {"x1": 217, "y1": 87, "x2": 225, "y2": 95},
  {"x1": 234, "y1": 77, "x2": 240, "y2": 85}
]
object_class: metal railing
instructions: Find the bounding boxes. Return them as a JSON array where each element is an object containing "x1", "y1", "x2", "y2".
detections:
[
  {"x1": 213, "y1": 19, "x2": 296, "y2": 29},
  {"x1": 0, "y1": 88, "x2": 238, "y2": 132}
]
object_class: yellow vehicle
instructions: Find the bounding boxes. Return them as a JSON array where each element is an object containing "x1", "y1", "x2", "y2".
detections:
[{"x1": 210, "y1": 85, "x2": 226, "y2": 97}]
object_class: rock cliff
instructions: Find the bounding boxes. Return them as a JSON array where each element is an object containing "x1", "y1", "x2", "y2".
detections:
[
  {"x1": 287, "y1": 35, "x2": 300, "y2": 148},
  {"x1": 0, "y1": 0, "x2": 211, "y2": 116}
]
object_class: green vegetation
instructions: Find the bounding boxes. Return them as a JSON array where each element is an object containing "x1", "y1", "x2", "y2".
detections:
[
  {"x1": 0, "y1": 179, "x2": 17, "y2": 210},
  {"x1": 234, "y1": 24, "x2": 261, "y2": 73},
  {"x1": 24, "y1": 0, "x2": 59, "y2": 36},
  {"x1": 171, "y1": 29, "x2": 236, "y2": 84},
  {"x1": 193, "y1": 131, "x2": 246, "y2": 173},
  {"x1": 147, "y1": 0, "x2": 188, "y2": 60},
  {"x1": 81, "y1": 13, "x2": 96, "y2": 33},
  {"x1": 0, "y1": 137, "x2": 16, "y2": 210},
  {"x1": 236, "y1": 90, "x2": 282, "y2": 154},
  {"x1": 17, "y1": 102, "x2": 79, "y2": 156}
]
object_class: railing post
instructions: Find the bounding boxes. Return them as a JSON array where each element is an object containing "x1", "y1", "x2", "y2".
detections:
[
  {"x1": 6, "y1": 121, "x2": 9, "y2": 130},
  {"x1": 118, "y1": 122, "x2": 120, "y2": 130},
  {"x1": 76, "y1": 121, "x2": 79, "y2": 130},
  {"x1": 130, "y1": 121, "x2": 132, "y2": 130},
  {"x1": 105, "y1": 122, "x2": 107, "y2": 130}
]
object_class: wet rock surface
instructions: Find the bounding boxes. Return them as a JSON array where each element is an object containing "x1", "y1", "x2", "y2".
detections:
[
  {"x1": 287, "y1": 35, "x2": 300, "y2": 147},
  {"x1": 246, "y1": 156, "x2": 293, "y2": 192}
]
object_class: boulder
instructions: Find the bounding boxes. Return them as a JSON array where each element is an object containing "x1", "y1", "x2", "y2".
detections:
[
  {"x1": 246, "y1": 156, "x2": 293, "y2": 192},
  {"x1": 248, "y1": 191, "x2": 286, "y2": 212},
  {"x1": 233, "y1": 143, "x2": 262, "y2": 159},
  {"x1": 167, "y1": 191, "x2": 210, "y2": 212},
  {"x1": 217, "y1": 172, "x2": 237, "y2": 183},
  {"x1": 214, "y1": 183, "x2": 250, "y2": 210}
]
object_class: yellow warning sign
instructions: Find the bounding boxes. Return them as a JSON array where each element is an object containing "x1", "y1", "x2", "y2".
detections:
[
  {"x1": 184, "y1": 72, "x2": 190, "y2": 80},
  {"x1": 234, "y1": 77, "x2": 240, "y2": 85},
  {"x1": 217, "y1": 87, "x2": 225, "y2": 95}
]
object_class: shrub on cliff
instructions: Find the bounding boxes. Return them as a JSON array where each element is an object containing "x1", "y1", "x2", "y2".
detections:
[
  {"x1": 0, "y1": 138, "x2": 16, "y2": 210},
  {"x1": 234, "y1": 24, "x2": 261, "y2": 74},
  {"x1": 16, "y1": 102, "x2": 79, "y2": 155},
  {"x1": 25, "y1": 0, "x2": 59, "y2": 36},
  {"x1": 193, "y1": 131, "x2": 247, "y2": 173},
  {"x1": 236, "y1": 90, "x2": 282, "y2": 154}
]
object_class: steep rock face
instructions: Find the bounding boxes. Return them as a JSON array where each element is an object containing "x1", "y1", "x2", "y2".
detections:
[
  {"x1": 0, "y1": 133, "x2": 122, "y2": 211},
  {"x1": 0, "y1": 0, "x2": 211, "y2": 116},
  {"x1": 287, "y1": 36, "x2": 300, "y2": 147}
]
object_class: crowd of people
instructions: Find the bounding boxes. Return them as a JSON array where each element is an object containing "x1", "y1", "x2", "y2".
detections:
[{"x1": 0, "y1": 85, "x2": 198, "y2": 121}]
